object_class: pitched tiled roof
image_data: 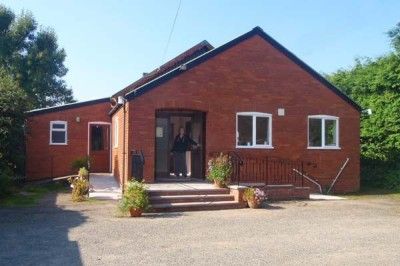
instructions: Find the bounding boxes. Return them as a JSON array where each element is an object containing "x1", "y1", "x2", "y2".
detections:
[
  {"x1": 124, "y1": 26, "x2": 362, "y2": 112},
  {"x1": 112, "y1": 40, "x2": 213, "y2": 98}
]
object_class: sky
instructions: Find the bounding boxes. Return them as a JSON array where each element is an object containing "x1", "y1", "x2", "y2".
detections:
[{"x1": 3, "y1": 0, "x2": 400, "y2": 102}]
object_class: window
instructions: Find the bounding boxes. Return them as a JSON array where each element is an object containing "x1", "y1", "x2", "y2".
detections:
[
  {"x1": 308, "y1": 115, "x2": 339, "y2": 149},
  {"x1": 50, "y1": 121, "x2": 67, "y2": 145},
  {"x1": 236, "y1": 112, "x2": 272, "y2": 148},
  {"x1": 91, "y1": 126, "x2": 104, "y2": 151},
  {"x1": 113, "y1": 117, "x2": 118, "y2": 148}
]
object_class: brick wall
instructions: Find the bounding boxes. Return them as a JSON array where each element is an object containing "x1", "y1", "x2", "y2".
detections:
[
  {"x1": 127, "y1": 35, "x2": 360, "y2": 193},
  {"x1": 26, "y1": 102, "x2": 111, "y2": 180},
  {"x1": 111, "y1": 103, "x2": 130, "y2": 185}
]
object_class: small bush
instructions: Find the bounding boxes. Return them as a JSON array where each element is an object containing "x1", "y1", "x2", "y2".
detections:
[
  {"x1": 243, "y1": 187, "x2": 266, "y2": 204},
  {"x1": 361, "y1": 159, "x2": 400, "y2": 191},
  {"x1": 118, "y1": 181, "x2": 149, "y2": 214},
  {"x1": 71, "y1": 156, "x2": 90, "y2": 172},
  {"x1": 78, "y1": 167, "x2": 89, "y2": 179},
  {"x1": 68, "y1": 168, "x2": 90, "y2": 202},
  {"x1": 69, "y1": 177, "x2": 89, "y2": 202},
  {"x1": 206, "y1": 153, "x2": 232, "y2": 186},
  {"x1": 0, "y1": 172, "x2": 13, "y2": 198}
]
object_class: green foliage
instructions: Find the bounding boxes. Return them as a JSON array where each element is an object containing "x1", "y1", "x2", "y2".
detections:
[
  {"x1": 0, "y1": 67, "x2": 27, "y2": 176},
  {"x1": 0, "y1": 170, "x2": 13, "y2": 198},
  {"x1": 69, "y1": 177, "x2": 89, "y2": 202},
  {"x1": 118, "y1": 181, "x2": 149, "y2": 214},
  {"x1": 0, "y1": 182, "x2": 66, "y2": 207},
  {"x1": 0, "y1": 4, "x2": 74, "y2": 108},
  {"x1": 327, "y1": 32, "x2": 400, "y2": 162},
  {"x1": 78, "y1": 167, "x2": 89, "y2": 179},
  {"x1": 206, "y1": 153, "x2": 232, "y2": 186},
  {"x1": 388, "y1": 22, "x2": 400, "y2": 53},
  {"x1": 71, "y1": 157, "x2": 90, "y2": 172},
  {"x1": 361, "y1": 159, "x2": 400, "y2": 191},
  {"x1": 243, "y1": 188, "x2": 255, "y2": 201}
]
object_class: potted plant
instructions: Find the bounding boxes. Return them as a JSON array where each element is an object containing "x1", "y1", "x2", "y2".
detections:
[
  {"x1": 68, "y1": 167, "x2": 90, "y2": 202},
  {"x1": 206, "y1": 153, "x2": 232, "y2": 188},
  {"x1": 118, "y1": 180, "x2": 149, "y2": 217},
  {"x1": 243, "y1": 187, "x2": 266, "y2": 209}
]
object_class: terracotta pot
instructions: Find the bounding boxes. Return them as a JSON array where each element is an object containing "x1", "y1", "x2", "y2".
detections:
[
  {"x1": 129, "y1": 208, "x2": 143, "y2": 217},
  {"x1": 213, "y1": 180, "x2": 225, "y2": 188},
  {"x1": 247, "y1": 199, "x2": 260, "y2": 209}
]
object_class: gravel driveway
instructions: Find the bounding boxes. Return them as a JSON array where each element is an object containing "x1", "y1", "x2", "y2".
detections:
[{"x1": 1, "y1": 191, "x2": 399, "y2": 266}]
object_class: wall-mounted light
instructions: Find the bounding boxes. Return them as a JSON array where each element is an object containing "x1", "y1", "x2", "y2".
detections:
[
  {"x1": 117, "y1": 96, "x2": 126, "y2": 105},
  {"x1": 76, "y1": 116, "x2": 80, "y2": 122},
  {"x1": 362, "y1": 108, "x2": 372, "y2": 116},
  {"x1": 278, "y1": 108, "x2": 285, "y2": 116}
]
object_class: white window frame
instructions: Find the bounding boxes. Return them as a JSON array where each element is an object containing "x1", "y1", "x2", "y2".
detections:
[
  {"x1": 307, "y1": 115, "x2": 340, "y2": 149},
  {"x1": 113, "y1": 117, "x2": 119, "y2": 148},
  {"x1": 236, "y1": 112, "x2": 273, "y2": 149},
  {"x1": 49, "y1": 121, "x2": 68, "y2": 145}
]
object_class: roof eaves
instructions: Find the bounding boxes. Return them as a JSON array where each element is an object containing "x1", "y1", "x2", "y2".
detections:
[
  {"x1": 26, "y1": 97, "x2": 110, "y2": 116},
  {"x1": 125, "y1": 26, "x2": 362, "y2": 112}
]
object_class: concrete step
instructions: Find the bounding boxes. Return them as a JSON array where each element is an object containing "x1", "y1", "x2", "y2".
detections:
[
  {"x1": 149, "y1": 201, "x2": 241, "y2": 213},
  {"x1": 150, "y1": 194, "x2": 235, "y2": 204},
  {"x1": 147, "y1": 188, "x2": 230, "y2": 196}
]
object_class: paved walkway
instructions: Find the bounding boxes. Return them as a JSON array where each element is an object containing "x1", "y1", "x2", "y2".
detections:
[
  {"x1": 1, "y1": 192, "x2": 399, "y2": 265},
  {"x1": 89, "y1": 173, "x2": 121, "y2": 200}
]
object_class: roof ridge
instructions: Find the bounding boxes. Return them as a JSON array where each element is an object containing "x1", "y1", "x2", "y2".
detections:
[{"x1": 125, "y1": 26, "x2": 361, "y2": 111}]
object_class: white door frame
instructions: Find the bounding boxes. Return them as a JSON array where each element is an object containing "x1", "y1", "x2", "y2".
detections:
[{"x1": 87, "y1": 121, "x2": 112, "y2": 172}]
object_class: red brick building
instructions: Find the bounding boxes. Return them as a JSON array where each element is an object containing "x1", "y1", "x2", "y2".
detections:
[{"x1": 26, "y1": 27, "x2": 361, "y2": 193}]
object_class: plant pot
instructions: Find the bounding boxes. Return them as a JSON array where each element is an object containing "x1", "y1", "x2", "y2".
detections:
[
  {"x1": 129, "y1": 208, "x2": 143, "y2": 217},
  {"x1": 213, "y1": 180, "x2": 225, "y2": 188},
  {"x1": 247, "y1": 199, "x2": 260, "y2": 209}
]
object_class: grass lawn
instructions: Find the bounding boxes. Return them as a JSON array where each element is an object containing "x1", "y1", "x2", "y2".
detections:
[
  {"x1": 343, "y1": 186, "x2": 400, "y2": 200},
  {"x1": 0, "y1": 182, "x2": 68, "y2": 207}
]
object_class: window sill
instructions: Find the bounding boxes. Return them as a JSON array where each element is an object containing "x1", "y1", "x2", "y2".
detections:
[
  {"x1": 49, "y1": 143, "x2": 68, "y2": 146},
  {"x1": 307, "y1": 146, "x2": 341, "y2": 150},
  {"x1": 236, "y1": 145, "x2": 274, "y2": 149}
]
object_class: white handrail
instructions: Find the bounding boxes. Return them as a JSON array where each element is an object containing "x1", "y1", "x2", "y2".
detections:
[
  {"x1": 292, "y1": 169, "x2": 322, "y2": 194},
  {"x1": 327, "y1": 158, "x2": 350, "y2": 194}
]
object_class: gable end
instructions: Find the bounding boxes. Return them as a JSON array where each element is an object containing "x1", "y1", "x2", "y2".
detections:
[{"x1": 125, "y1": 27, "x2": 361, "y2": 112}]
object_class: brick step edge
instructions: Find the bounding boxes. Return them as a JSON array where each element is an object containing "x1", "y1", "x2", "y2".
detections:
[
  {"x1": 150, "y1": 194, "x2": 235, "y2": 204},
  {"x1": 148, "y1": 201, "x2": 243, "y2": 212},
  {"x1": 147, "y1": 188, "x2": 230, "y2": 196}
]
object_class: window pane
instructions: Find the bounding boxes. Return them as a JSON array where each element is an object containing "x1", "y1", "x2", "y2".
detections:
[
  {"x1": 325, "y1": 119, "x2": 337, "y2": 146},
  {"x1": 256, "y1": 117, "x2": 269, "y2": 145},
  {"x1": 91, "y1": 126, "x2": 104, "y2": 151},
  {"x1": 309, "y1": 118, "x2": 322, "y2": 147},
  {"x1": 237, "y1": 115, "x2": 253, "y2": 146},
  {"x1": 52, "y1": 131, "x2": 66, "y2": 144},
  {"x1": 52, "y1": 123, "x2": 65, "y2": 129}
]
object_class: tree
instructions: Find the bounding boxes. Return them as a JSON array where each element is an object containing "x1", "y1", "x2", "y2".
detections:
[
  {"x1": 0, "y1": 67, "x2": 27, "y2": 175},
  {"x1": 0, "y1": 5, "x2": 74, "y2": 108},
  {"x1": 328, "y1": 23, "x2": 400, "y2": 189}
]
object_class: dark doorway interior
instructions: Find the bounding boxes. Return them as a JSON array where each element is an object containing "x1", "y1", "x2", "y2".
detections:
[
  {"x1": 89, "y1": 124, "x2": 110, "y2": 173},
  {"x1": 155, "y1": 110, "x2": 205, "y2": 181}
]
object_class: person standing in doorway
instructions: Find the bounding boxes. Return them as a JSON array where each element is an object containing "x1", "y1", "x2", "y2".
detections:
[{"x1": 171, "y1": 127, "x2": 198, "y2": 177}]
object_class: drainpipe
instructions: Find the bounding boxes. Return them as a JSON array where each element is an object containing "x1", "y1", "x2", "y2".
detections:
[{"x1": 118, "y1": 96, "x2": 127, "y2": 193}]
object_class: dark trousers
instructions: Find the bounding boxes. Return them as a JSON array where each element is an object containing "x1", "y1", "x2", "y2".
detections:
[{"x1": 174, "y1": 152, "x2": 187, "y2": 177}]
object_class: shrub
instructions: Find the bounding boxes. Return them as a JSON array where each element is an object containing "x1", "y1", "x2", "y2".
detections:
[
  {"x1": 243, "y1": 187, "x2": 266, "y2": 204},
  {"x1": 118, "y1": 181, "x2": 149, "y2": 214},
  {"x1": 0, "y1": 172, "x2": 13, "y2": 198},
  {"x1": 361, "y1": 159, "x2": 400, "y2": 191},
  {"x1": 69, "y1": 177, "x2": 89, "y2": 202},
  {"x1": 206, "y1": 153, "x2": 232, "y2": 186},
  {"x1": 78, "y1": 167, "x2": 89, "y2": 179},
  {"x1": 68, "y1": 167, "x2": 90, "y2": 202},
  {"x1": 71, "y1": 157, "x2": 90, "y2": 172}
]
